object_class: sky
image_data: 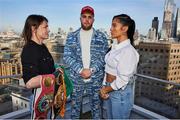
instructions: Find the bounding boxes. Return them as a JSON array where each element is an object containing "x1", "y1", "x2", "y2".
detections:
[{"x1": 0, "y1": 0, "x2": 180, "y2": 35}]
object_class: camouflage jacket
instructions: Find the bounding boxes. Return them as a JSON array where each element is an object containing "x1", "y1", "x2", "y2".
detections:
[{"x1": 63, "y1": 28, "x2": 109, "y2": 84}]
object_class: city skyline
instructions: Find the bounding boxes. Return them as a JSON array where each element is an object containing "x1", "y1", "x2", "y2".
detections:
[{"x1": 1, "y1": 0, "x2": 180, "y2": 35}]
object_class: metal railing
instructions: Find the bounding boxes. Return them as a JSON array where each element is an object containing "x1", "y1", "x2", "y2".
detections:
[
  {"x1": 1, "y1": 73, "x2": 179, "y2": 86},
  {"x1": 0, "y1": 74, "x2": 21, "y2": 79},
  {"x1": 0, "y1": 73, "x2": 179, "y2": 119},
  {"x1": 135, "y1": 73, "x2": 180, "y2": 87}
]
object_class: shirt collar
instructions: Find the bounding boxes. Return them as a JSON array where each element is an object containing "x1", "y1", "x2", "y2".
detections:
[
  {"x1": 113, "y1": 39, "x2": 131, "y2": 50},
  {"x1": 80, "y1": 28, "x2": 93, "y2": 32}
]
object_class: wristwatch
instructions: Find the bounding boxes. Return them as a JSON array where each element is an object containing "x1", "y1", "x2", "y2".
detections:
[
  {"x1": 90, "y1": 68, "x2": 95, "y2": 73},
  {"x1": 105, "y1": 81, "x2": 111, "y2": 86}
]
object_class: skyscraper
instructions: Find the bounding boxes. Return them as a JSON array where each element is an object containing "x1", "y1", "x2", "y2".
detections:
[
  {"x1": 174, "y1": 8, "x2": 180, "y2": 41},
  {"x1": 136, "y1": 42, "x2": 180, "y2": 118},
  {"x1": 152, "y1": 17, "x2": 159, "y2": 37},
  {"x1": 161, "y1": 0, "x2": 176, "y2": 40},
  {"x1": 147, "y1": 28, "x2": 157, "y2": 41}
]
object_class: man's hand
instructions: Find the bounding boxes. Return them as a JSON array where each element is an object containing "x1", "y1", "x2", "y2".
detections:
[{"x1": 80, "y1": 69, "x2": 92, "y2": 79}]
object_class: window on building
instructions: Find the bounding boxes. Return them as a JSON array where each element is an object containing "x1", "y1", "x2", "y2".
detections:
[
  {"x1": 154, "y1": 60, "x2": 157, "y2": 63},
  {"x1": 158, "y1": 72, "x2": 161, "y2": 75},
  {"x1": 165, "y1": 55, "x2": 168, "y2": 59}
]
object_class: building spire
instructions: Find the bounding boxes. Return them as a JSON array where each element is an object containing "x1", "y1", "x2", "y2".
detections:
[{"x1": 161, "y1": 0, "x2": 176, "y2": 40}]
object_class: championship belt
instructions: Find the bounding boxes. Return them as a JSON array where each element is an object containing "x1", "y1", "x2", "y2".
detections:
[
  {"x1": 32, "y1": 74, "x2": 55, "y2": 119},
  {"x1": 51, "y1": 71, "x2": 67, "y2": 119}
]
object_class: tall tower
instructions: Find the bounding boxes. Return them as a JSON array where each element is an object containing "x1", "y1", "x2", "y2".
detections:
[
  {"x1": 174, "y1": 8, "x2": 180, "y2": 41},
  {"x1": 147, "y1": 28, "x2": 156, "y2": 41},
  {"x1": 152, "y1": 17, "x2": 159, "y2": 37},
  {"x1": 161, "y1": 0, "x2": 176, "y2": 40}
]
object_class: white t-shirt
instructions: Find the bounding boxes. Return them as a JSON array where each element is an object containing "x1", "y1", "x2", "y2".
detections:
[{"x1": 80, "y1": 28, "x2": 93, "y2": 82}]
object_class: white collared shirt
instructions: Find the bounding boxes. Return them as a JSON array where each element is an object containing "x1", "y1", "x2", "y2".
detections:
[{"x1": 103, "y1": 39, "x2": 139, "y2": 90}]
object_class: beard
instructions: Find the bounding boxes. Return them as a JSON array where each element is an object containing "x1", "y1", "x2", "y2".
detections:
[{"x1": 81, "y1": 23, "x2": 93, "y2": 30}]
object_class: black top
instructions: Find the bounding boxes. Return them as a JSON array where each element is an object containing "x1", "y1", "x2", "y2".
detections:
[{"x1": 21, "y1": 40, "x2": 55, "y2": 84}]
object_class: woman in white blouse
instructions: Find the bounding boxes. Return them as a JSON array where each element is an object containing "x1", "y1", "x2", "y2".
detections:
[{"x1": 100, "y1": 14, "x2": 139, "y2": 119}]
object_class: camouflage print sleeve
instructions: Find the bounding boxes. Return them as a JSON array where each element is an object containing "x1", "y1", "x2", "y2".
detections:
[{"x1": 63, "y1": 33, "x2": 83, "y2": 74}]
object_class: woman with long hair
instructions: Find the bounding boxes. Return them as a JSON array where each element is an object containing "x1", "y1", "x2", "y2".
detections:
[
  {"x1": 100, "y1": 14, "x2": 139, "y2": 119},
  {"x1": 21, "y1": 14, "x2": 62, "y2": 119}
]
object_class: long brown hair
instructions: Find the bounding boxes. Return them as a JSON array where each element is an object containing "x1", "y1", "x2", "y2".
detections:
[{"x1": 22, "y1": 14, "x2": 48, "y2": 45}]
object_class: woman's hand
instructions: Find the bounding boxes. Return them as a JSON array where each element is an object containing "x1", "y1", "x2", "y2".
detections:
[
  {"x1": 100, "y1": 86, "x2": 109, "y2": 99},
  {"x1": 53, "y1": 68, "x2": 64, "y2": 78},
  {"x1": 57, "y1": 68, "x2": 63, "y2": 74}
]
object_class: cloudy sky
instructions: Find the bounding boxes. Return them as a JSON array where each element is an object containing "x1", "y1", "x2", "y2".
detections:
[{"x1": 0, "y1": 0, "x2": 180, "y2": 35}]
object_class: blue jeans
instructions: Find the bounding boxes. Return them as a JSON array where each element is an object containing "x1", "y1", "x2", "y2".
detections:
[{"x1": 103, "y1": 83, "x2": 134, "y2": 119}]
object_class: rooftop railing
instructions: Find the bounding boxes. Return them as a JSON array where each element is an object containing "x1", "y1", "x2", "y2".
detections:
[{"x1": 0, "y1": 73, "x2": 179, "y2": 119}]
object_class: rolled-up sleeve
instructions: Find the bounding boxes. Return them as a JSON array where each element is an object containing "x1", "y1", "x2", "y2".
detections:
[{"x1": 110, "y1": 50, "x2": 137, "y2": 90}]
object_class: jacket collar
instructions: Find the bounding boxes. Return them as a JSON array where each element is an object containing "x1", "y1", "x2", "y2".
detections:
[{"x1": 73, "y1": 27, "x2": 98, "y2": 38}]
